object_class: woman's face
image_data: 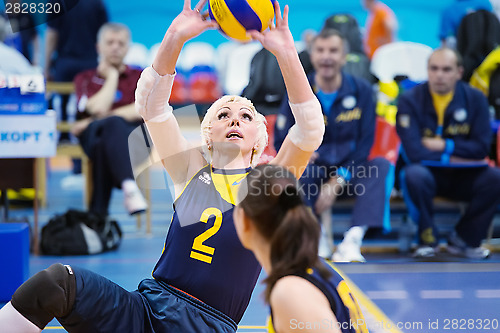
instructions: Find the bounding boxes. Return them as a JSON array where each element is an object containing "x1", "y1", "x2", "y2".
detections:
[{"x1": 209, "y1": 102, "x2": 259, "y2": 155}]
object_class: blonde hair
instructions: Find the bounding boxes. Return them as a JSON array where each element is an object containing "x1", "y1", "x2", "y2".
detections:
[{"x1": 200, "y1": 95, "x2": 268, "y2": 167}]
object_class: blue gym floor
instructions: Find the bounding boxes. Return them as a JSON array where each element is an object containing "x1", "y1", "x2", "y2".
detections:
[{"x1": 4, "y1": 169, "x2": 500, "y2": 333}]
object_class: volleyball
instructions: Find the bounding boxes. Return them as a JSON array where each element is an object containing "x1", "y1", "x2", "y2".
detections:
[{"x1": 208, "y1": 0, "x2": 275, "y2": 42}]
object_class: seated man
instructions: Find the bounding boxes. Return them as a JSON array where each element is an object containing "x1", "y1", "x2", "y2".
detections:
[
  {"x1": 396, "y1": 47, "x2": 500, "y2": 259},
  {"x1": 72, "y1": 22, "x2": 147, "y2": 216},
  {"x1": 274, "y1": 29, "x2": 392, "y2": 262}
]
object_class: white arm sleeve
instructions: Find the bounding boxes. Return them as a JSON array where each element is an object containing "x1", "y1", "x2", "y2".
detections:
[
  {"x1": 288, "y1": 98, "x2": 325, "y2": 152},
  {"x1": 135, "y1": 66, "x2": 175, "y2": 122}
]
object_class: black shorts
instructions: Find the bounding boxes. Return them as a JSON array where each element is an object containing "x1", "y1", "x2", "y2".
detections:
[{"x1": 58, "y1": 266, "x2": 237, "y2": 333}]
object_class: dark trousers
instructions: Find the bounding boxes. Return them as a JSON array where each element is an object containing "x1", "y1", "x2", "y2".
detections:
[
  {"x1": 57, "y1": 266, "x2": 237, "y2": 333},
  {"x1": 300, "y1": 157, "x2": 392, "y2": 230},
  {"x1": 78, "y1": 116, "x2": 143, "y2": 215},
  {"x1": 401, "y1": 164, "x2": 500, "y2": 247}
]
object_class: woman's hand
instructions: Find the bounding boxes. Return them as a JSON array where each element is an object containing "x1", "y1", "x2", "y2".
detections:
[
  {"x1": 167, "y1": 0, "x2": 219, "y2": 44},
  {"x1": 247, "y1": 2, "x2": 295, "y2": 57}
]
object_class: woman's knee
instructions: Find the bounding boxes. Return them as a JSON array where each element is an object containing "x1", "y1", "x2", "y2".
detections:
[{"x1": 11, "y1": 264, "x2": 76, "y2": 329}]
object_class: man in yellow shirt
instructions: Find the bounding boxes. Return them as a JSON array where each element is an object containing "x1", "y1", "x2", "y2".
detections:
[{"x1": 396, "y1": 48, "x2": 500, "y2": 259}]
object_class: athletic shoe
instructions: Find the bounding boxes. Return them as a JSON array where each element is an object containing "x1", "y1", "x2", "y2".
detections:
[
  {"x1": 123, "y1": 181, "x2": 148, "y2": 215},
  {"x1": 332, "y1": 226, "x2": 366, "y2": 262},
  {"x1": 412, "y1": 245, "x2": 437, "y2": 258},
  {"x1": 446, "y1": 232, "x2": 490, "y2": 260},
  {"x1": 332, "y1": 240, "x2": 366, "y2": 262}
]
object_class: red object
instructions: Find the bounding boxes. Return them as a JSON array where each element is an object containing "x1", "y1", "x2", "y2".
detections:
[
  {"x1": 73, "y1": 66, "x2": 142, "y2": 120},
  {"x1": 368, "y1": 116, "x2": 400, "y2": 164},
  {"x1": 189, "y1": 73, "x2": 222, "y2": 104},
  {"x1": 169, "y1": 74, "x2": 189, "y2": 105}
]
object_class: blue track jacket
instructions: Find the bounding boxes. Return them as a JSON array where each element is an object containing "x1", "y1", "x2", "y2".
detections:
[
  {"x1": 274, "y1": 72, "x2": 376, "y2": 175},
  {"x1": 396, "y1": 81, "x2": 492, "y2": 164}
]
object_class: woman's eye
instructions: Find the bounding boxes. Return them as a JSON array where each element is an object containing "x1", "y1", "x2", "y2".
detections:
[
  {"x1": 242, "y1": 113, "x2": 253, "y2": 121},
  {"x1": 218, "y1": 112, "x2": 228, "y2": 120}
]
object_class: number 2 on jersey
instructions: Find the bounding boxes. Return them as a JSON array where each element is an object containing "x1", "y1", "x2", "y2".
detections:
[{"x1": 190, "y1": 207, "x2": 223, "y2": 264}]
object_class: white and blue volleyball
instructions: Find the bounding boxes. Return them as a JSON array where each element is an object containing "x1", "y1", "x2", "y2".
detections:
[{"x1": 208, "y1": 0, "x2": 275, "y2": 42}]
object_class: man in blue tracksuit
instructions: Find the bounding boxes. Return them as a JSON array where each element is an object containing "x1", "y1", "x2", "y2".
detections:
[
  {"x1": 274, "y1": 29, "x2": 391, "y2": 262},
  {"x1": 396, "y1": 47, "x2": 500, "y2": 259}
]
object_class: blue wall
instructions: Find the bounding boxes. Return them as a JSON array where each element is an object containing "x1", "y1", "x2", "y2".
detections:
[{"x1": 104, "y1": 0, "x2": 455, "y2": 49}]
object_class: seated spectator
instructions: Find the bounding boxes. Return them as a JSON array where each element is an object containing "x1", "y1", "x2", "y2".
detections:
[
  {"x1": 274, "y1": 29, "x2": 392, "y2": 262},
  {"x1": 396, "y1": 47, "x2": 500, "y2": 259},
  {"x1": 45, "y1": 0, "x2": 108, "y2": 142},
  {"x1": 72, "y1": 22, "x2": 147, "y2": 216},
  {"x1": 439, "y1": 0, "x2": 492, "y2": 48}
]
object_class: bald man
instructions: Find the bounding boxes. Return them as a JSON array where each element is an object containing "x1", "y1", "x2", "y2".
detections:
[{"x1": 396, "y1": 48, "x2": 500, "y2": 259}]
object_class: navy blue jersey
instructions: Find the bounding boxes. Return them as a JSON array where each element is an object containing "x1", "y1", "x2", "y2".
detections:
[
  {"x1": 268, "y1": 259, "x2": 368, "y2": 333},
  {"x1": 153, "y1": 165, "x2": 261, "y2": 324}
]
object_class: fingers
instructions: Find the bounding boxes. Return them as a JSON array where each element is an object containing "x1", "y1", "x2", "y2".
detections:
[
  {"x1": 273, "y1": 1, "x2": 282, "y2": 24},
  {"x1": 282, "y1": 4, "x2": 289, "y2": 26},
  {"x1": 248, "y1": 30, "x2": 264, "y2": 43},
  {"x1": 184, "y1": 0, "x2": 191, "y2": 10},
  {"x1": 194, "y1": 0, "x2": 208, "y2": 12},
  {"x1": 204, "y1": 19, "x2": 219, "y2": 30}
]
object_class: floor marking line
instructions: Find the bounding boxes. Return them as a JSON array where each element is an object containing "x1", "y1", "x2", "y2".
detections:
[
  {"x1": 420, "y1": 290, "x2": 463, "y2": 299},
  {"x1": 366, "y1": 290, "x2": 409, "y2": 300},
  {"x1": 475, "y1": 289, "x2": 500, "y2": 298}
]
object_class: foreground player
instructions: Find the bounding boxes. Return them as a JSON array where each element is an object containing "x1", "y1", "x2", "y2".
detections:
[
  {"x1": 234, "y1": 164, "x2": 368, "y2": 333},
  {"x1": 0, "y1": 0, "x2": 324, "y2": 332}
]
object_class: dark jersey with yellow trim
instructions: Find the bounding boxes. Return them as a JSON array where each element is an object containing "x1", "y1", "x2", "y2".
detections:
[
  {"x1": 268, "y1": 259, "x2": 368, "y2": 333},
  {"x1": 152, "y1": 165, "x2": 261, "y2": 324}
]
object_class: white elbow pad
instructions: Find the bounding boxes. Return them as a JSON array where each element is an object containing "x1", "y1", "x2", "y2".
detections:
[
  {"x1": 288, "y1": 98, "x2": 325, "y2": 151},
  {"x1": 135, "y1": 66, "x2": 175, "y2": 122}
]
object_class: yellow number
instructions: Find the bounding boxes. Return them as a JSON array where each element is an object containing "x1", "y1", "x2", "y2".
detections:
[
  {"x1": 337, "y1": 281, "x2": 368, "y2": 333},
  {"x1": 190, "y1": 208, "x2": 223, "y2": 264}
]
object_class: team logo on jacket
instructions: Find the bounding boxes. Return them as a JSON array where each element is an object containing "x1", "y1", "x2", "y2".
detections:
[
  {"x1": 342, "y1": 95, "x2": 357, "y2": 109},
  {"x1": 276, "y1": 114, "x2": 287, "y2": 130},
  {"x1": 398, "y1": 114, "x2": 410, "y2": 128},
  {"x1": 453, "y1": 108, "x2": 467, "y2": 122}
]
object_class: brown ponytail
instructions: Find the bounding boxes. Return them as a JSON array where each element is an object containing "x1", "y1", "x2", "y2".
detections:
[{"x1": 238, "y1": 165, "x2": 330, "y2": 303}]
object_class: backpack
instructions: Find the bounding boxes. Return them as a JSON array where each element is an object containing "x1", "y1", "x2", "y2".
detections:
[
  {"x1": 344, "y1": 53, "x2": 375, "y2": 83},
  {"x1": 322, "y1": 13, "x2": 364, "y2": 54},
  {"x1": 242, "y1": 48, "x2": 286, "y2": 115},
  {"x1": 41, "y1": 209, "x2": 122, "y2": 255},
  {"x1": 489, "y1": 66, "x2": 500, "y2": 119},
  {"x1": 457, "y1": 10, "x2": 500, "y2": 81}
]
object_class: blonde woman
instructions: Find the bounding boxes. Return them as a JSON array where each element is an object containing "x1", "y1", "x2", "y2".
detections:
[{"x1": 0, "y1": 0, "x2": 324, "y2": 332}]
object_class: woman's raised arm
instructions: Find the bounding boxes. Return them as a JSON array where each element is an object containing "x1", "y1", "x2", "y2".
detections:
[
  {"x1": 249, "y1": 2, "x2": 324, "y2": 178},
  {"x1": 135, "y1": 0, "x2": 218, "y2": 195}
]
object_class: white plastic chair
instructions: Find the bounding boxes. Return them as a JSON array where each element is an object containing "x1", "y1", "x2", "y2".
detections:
[
  {"x1": 214, "y1": 41, "x2": 240, "y2": 86},
  {"x1": 124, "y1": 42, "x2": 149, "y2": 69},
  {"x1": 370, "y1": 41, "x2": 433, "y2": 82},
  {"x1": 177, "y1": 42, "x2": 216, "y2": 72},
  {"x1": 222, "y1": 42, "x2": 262, "y2": 95}
]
